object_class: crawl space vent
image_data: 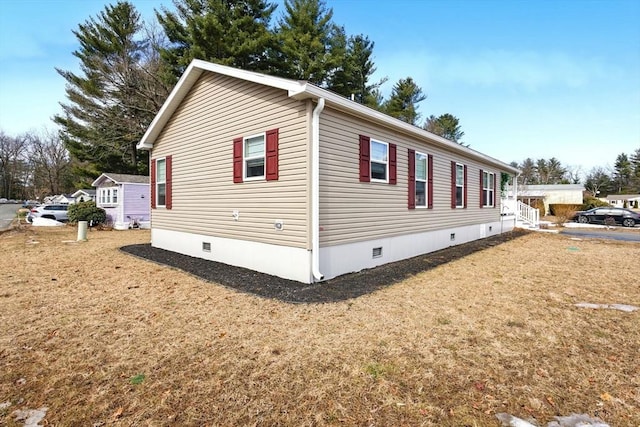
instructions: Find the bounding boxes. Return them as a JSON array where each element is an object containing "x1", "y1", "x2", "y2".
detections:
[
  {"x1": 202, "y1": 242, "x2": 211, "y2": 252},
  {"x1": 372, "y1": 247, "x2": 383, "y2": 258}
]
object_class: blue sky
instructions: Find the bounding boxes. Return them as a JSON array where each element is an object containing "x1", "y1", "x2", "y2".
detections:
[{"x1": 1, "y1": 0, "x2": 639, "y2": 177}]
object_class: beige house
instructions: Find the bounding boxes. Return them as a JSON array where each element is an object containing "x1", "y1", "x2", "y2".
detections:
[{"x1": 137, "y1": 60, "x2": 518, "y2": 283}]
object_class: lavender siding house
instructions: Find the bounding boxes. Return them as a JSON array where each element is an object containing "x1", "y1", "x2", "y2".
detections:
[{"x1": 91, "y1": 173, "x2": 150, "y2": 230}]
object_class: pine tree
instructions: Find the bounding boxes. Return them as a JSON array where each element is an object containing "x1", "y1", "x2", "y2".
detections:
[
  {"x1": 382, "y1": 77, "x2": 426, "y2": 125},
  {"x1": 613, "y1": 152, "x2": 633, "y2": 193},
  {"x1": 423, "y1": 113, "x2": 465, "y2": 143},
  {"x1": 274, "y1": 0, "x2": 344, "y2": 86},
  {"x1": 156, "y1": 0, "x2": 277, "y2": 81},
  {"x1": 328, "y1": 34, "x2": 386, "y2": 107},
  {"x1": 54, "y1": 2, "x2": 170, "y2": 178},
  {"x1": 630, "y1": 147, "x2": 640, "y2": 191}
]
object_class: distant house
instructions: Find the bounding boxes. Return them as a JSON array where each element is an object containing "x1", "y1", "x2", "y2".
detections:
[
  {"x1": 52, "y1": 194, "x2": 76, "y2": 205},
  {"x1": 135, "y1": 60, "x2": 518, "y2": 283},
  {"x1": 606, "y1": 194, "x2": 640, "y2": 208},
  {"x1": 506, "y1": 184, "x2": 584, "y2": 215},
  {"x1": 71, "y1": 189, "x2": 96, "y2": 203},
  {"x1": 91, "y1": 173, "x2": 150, "y2": 230}
]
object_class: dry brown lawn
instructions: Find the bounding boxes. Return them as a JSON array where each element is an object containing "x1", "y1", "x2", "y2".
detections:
[{"x1": 1, "y1": 225, "x2": 639, "y2": 426}]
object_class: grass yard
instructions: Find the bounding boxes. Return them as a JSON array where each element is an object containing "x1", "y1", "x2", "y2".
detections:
[{"x1": 1, "y1": 225, "x2": 638, "y2": 426}]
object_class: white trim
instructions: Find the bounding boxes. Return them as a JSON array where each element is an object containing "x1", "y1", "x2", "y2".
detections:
[
  {"x1": 243, "y1": 132, "x2": 266, "y2": 181},
  {"x1": 319, "y1": 221, "x2": 512, "y2": 281},
  {"x1": 311, "y1": 98, "x2": 325, "y2": 281},
  {"x1": 370, "y1": 139, "x2": 389, "y2": 183},
  {"x1": 151, "y1": 228, "x2": 312, "y2": 283}
]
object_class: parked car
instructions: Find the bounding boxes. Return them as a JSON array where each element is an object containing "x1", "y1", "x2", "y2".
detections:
[
  {"x1": 26, "y1": 204, "x2": 69, "y2": 223},
  {"x1": 572, "y1": 207, "x2": 640, "y2": 227}
]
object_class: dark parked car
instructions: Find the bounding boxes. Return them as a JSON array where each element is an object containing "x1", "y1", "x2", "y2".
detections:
[
  {"x1": 26, "y1": 204, "x2": 69, "y2": 223},
  {"x1": 573, "y1": 207, "x2": 640, "y2": 227}
]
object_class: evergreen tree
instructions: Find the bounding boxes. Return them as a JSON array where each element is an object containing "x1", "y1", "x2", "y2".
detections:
[
  {"x1": 423, "y1": 113, "x2": 465, "y2": 143},
  {"x1": 275, "y1": 0, "x2": 344, "y2": 86},
  {"x1": 546, "y1": 157, "x2": 566, "y2": 184},
  {"x1": 328, "y1": 34, "x2": 386, "y2": 107},
  {"x1": 630, "y1": 147, "x2": 640, "y2": 191},
  {"x1": 382, "y1": 77, "x2": 426, "y2": 125},
  {"x1": 156, "y1": 0, "x2": 277, "y2": 81},
  {"x1": 613, "y1": 152, "x2": 633, "y2": 193},
  {"x1": 518, "y1": 158, "x2": 536, "y2": 185},
  {"x1": 54, "y1": 2, "x2": 170, "y2": 178}
]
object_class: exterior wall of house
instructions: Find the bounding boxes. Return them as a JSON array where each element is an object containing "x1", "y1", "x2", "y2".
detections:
[
  {"x1": 318, "y1": 107, "x2": 502, "y2": 246},
  {"x1": 149, "y1": 73, "x2": 311, "y2": 252},
  {"x1": 121, "y1": 183, "x2": 150, "y2": 228}
]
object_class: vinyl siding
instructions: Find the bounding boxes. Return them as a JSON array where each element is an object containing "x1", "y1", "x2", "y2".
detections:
[
  {"x1": 151, "y1": 73, "x2": 310, "y2": 249},
  {"x1": 318, "y1": 107, "x2": 502, "y2": 246}
]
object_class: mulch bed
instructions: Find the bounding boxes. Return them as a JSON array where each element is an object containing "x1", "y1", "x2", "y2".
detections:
[{"x1": 121, "y1": 228, "x2": 529, "y2": 303}]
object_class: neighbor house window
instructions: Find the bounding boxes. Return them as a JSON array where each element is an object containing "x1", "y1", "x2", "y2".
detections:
[
  {"x1": 482, "y1": 171, "x2": 495, "y2": 207},
  {"x1": 415, "y1": 152, "x2": 427, "y2": 207},
  {"x1": 99, "y1": 187, "x2": 118, "y2": 205},
  {"x1": 370, "y1": 140, "x2": 388, "y2": 182},
  {"x1": 244, "y1": 133, "x2": 265, "y2": 179},
  {"x1": 156, "y1": 158, "x2": 166, "y2": 207}
]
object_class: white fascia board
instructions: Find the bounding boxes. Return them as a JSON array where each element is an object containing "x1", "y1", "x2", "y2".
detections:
[{"x1": 295, "y1": 84, "x2": 519, "y2": 174}]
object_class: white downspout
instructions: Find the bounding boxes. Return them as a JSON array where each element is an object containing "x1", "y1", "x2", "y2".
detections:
[{"x1": 311, "y1": 98, "x2": 325, "y2": 281}]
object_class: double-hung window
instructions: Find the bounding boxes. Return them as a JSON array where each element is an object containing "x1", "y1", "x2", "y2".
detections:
[
  {"x1": 482, "y1": 171, "x2": 495, "y2": 207},
  {"x1": 244, "y1": 133, "x2": 265, "y2": 180},
  {"x1": 99, "y1": 188, "x2": 118, "y2": 205},
  {"x1": 156, "y1": 158, "x2": 166, "y2": 207},
  {"x1": 415, "y1": 152, "x2": 427, "y2": 207},
  {"x1": 455, "y1": 163, "x2": 465, "y2": 208},
  {"x1": 370, "y1": 140, "x2": 388, "y2": 182}
]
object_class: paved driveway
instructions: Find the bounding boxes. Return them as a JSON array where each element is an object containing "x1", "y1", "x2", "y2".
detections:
[
  {"x1": 0, "y1": 203, "x2": 19, "y2": 230},
  {"x1": 561, "y1": 228, "x2": 640, "y2": 242}
]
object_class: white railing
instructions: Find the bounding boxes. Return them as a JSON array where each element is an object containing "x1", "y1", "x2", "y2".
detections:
[{"x1": 501, "y1": 198, "x2": 540, "y2": 228}]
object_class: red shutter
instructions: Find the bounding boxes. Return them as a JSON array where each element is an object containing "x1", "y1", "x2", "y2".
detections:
[
  {"x1": 233, "y1": 137, "x2": 243, "y2": 183},
  {"x1": 408, "y1": 149, "x2": 415, "y2": 209},
  {"x1": 427, "y1": 154, "x2": 433, "y2": 209},
  {"x1": 493, "y1": 173, "x2": 498, "y2": 207},
  {"x1": 165, "y1": 155, "x2": 172, "y2": 210},
  {"x1": 480, "y1": 169, "x2": 484, "y2": 208},
  {"x1": 451, "y1": 161, "x2": 456, "y2": 209},
  {"x1": 463, "y1": 165, "x2": 468, "y2": 209},
  {"x1": 359, "y1": 135, "x2": 370, "y2": 182},
  {"x1": 265, "y1": 128, "x2": 279, "y2": 181},
  {"x1": 150, "y1": 159, "x2": 156, "y2": 209},
  {"x1": 389, "y1": 143, "x2": 397, "y2": 185}
]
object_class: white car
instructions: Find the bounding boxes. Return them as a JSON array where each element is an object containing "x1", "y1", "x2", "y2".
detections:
[{"x1": 26, "y1": 204, "x2": 69, "y2": 223}]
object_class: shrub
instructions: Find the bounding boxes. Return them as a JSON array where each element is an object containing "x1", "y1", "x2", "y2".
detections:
[
  {"x1": 581, "y1": 196, "x2": 609, "y2": 210},
  {"x1": 548, "y1": 204, "x2": 582, "y2": 216},
  {"x1": 68, "y1": 201, "x2": 107, "y2": 226},
  {"x1": 550, "y1": 205, "x2": 577, "y2": 226}
]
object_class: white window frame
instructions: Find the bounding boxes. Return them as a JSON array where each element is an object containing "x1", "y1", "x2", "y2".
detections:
[
  {"x1": 415, "y1": 152, "x2": 428, "y2": 208},
  {"x1": 156, "y1": 157, "x2": 166, "y2": 207},
  {"x1": 99, "y1": 187, "x2": 118, "y2": 205},
  {"x1": 370, "y1": 139, "x2": 389, "y2": 183},
  {"x1": 243, "y1": 133, "x2": 266, "y2": 181},
  {"x1": 455, "y1": 163, "x2": 465, "y2": 208},
  {"x1": 483, "y1": 171, "x2": 495, "y2": 207}
]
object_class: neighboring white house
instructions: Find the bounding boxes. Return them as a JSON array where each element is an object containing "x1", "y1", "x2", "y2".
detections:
[
  {"x1": 506, "y1": 184, "x2": 584, "y2": 215},
  {"x1": 51, "y1": 194, "x2": 76, "y2": 204},
  {"x1": 71, "y1": 189, "x2": 96, "y2": 203},
  {"x1": 605, "y1": 194, "x2": 640, "y2": 208}
]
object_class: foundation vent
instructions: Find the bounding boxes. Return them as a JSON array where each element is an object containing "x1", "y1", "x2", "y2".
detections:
[
  {"x1": 202, "y1": 242, "x2": 211, "y2": 252},
  {"x1": 372, "y1": 247, "x2": 383, "y2": 258}
]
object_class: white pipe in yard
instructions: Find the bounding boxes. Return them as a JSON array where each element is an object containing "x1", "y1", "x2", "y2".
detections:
[{"x1": 77, "y1": 221, "x2": 88, "y2": 241}]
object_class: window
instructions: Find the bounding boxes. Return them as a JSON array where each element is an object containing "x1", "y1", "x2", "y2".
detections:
[
  {"x1": 370, "y1": 140, "x2": 388, "y2": 181},
  {"x1": 482, "y1": 171, "x2": 495, "y2": 207},
  {"x1": 451, "y1": 162, "x2": 466, "y2": 208},
  {"x1": 415, "y1": 152, "x2": 427, "y2": 207},
  {"x1": 359, "y1": 135, "x2": 396, "y2": 184},
  {"x1": 244, "y1": 133, "x2": 265, "y2": 179},
  {"x1": 99, "y1": 187, "x2": 118, "y2": 205},
  {"x1": 156, "y1": 158, "x2": 166, "y2": 206}
]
